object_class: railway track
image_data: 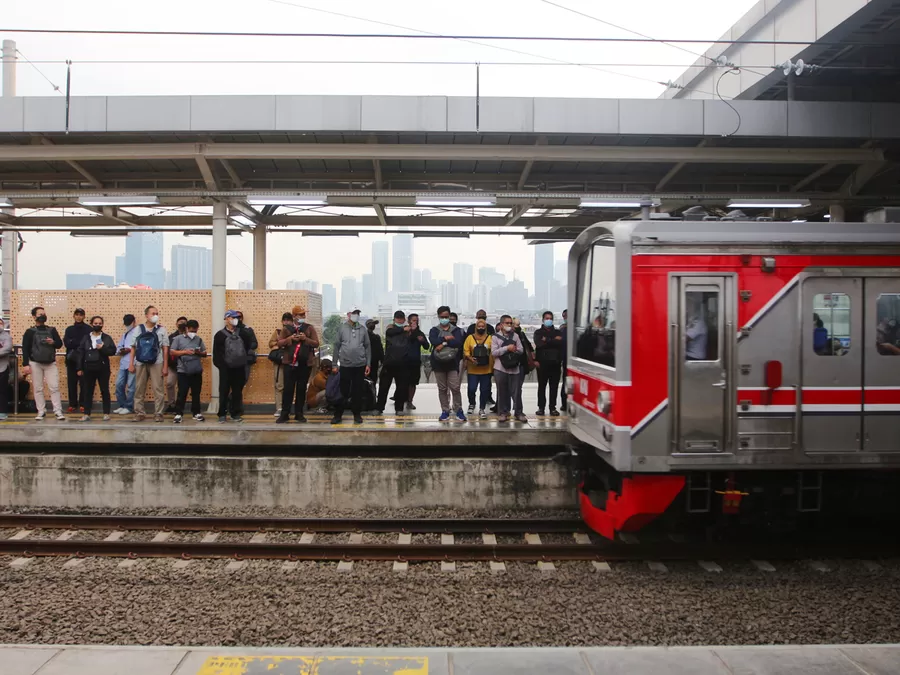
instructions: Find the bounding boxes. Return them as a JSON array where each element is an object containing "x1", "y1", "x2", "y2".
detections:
[{"x1": 0, "y1": 514, "x2": 897, "y2": 565}]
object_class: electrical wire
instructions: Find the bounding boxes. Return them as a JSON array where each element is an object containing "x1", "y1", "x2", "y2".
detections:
[
  {"x1": 14, "y1": 48, "x2": 62, "y2": 93},
  {"x1": 715, "y1": 69, "x2": 742, "y2": 137}
]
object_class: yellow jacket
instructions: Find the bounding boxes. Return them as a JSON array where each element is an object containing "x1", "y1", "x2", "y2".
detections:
[{"x1": 463, "y1": 333, "x2": 494, "y2": 375}]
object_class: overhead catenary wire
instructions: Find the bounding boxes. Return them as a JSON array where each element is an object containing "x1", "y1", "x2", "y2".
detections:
[{"x1": 14, "y1": 47, "x2": 62, "y2": 93}]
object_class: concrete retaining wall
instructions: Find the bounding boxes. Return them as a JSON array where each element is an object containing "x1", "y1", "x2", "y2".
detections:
[{"x1": 0, "y1": 455, "x2": 576, "y2": 510}]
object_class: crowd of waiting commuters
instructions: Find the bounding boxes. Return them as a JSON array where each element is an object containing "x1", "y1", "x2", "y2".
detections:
[{"x1": 0, "y1": 304, "x2": 570, "y2": 425}]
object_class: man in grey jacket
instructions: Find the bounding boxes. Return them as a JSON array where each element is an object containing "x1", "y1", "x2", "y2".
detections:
[{"x1": 332, "y1": 309, "x2": 371, "y2": 425}]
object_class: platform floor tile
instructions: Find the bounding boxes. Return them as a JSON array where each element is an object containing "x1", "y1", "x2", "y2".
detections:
[
  {"x1": 29, "y1": 647, "x2": 189, "y2": 675},
  {"x1": 3, "y1": 647, "x2": 60, "y2": 675},
  {"x1": 840, "y1": 646, "x2": 900, "y2": 674},
  {"x1": 714, "y1": 646, "x2": 875, "y2": 675},
  {"x1": 583, "y1": 646, "x2": 730, "y2": 674}
]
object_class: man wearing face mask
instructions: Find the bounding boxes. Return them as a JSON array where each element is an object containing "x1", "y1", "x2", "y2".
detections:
[
  {"x1": 275, "y1": 305, "x2": 319, "y2": 424},
  {"x1": 331, "y1": 309, "x2": 371, "y2": 425},
  {"x1": 170, "y1": 319, "x2": 207, "y2": 423},
  {"x1": 114, "y1": 314, "x2": 137, "y2": 415},
  {"x1": 127, "y1": 305, "x2": 170, "y2": 423},
  {"x1": 533, "y1": 311, "x2": 563, "y2": 417},
  {"x1": 76, "y1": 315, "x2": 117, "y2": 422},
  {"x1": 366, "y1": 319, "x2": 384, "y2": 404},
  {"x1": 63, "y1": 308, "x2": 91, "y2": 413},
  {"x1": 213, "y1": 310, "x2": 254, "y2": 423},
  {"x1": 22, "y1": 306, "x2": 65, "y2": 421},
  {"x1": 268, "y1": 312, "x2": 294, "y2": 418},
  {"x1": 429, "y1": 306, "x2": 466, "y2": 422},
  {"x1": 376, "y1": 310, "x2": 409, "y2": 416},
  {"x1": 164, "y1": 316, "x2": 188, "y2": 413}
]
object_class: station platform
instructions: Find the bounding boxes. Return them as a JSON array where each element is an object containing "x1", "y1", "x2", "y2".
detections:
[{"x1": 5, "y1": 644, "x2": 899, "y2": 674}]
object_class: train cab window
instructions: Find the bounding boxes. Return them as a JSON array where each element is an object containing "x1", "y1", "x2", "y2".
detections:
[
  {"x1": 875, "y1": 294, "x2": 900, "y2": 356},
  {"x1": 812, "y1": 293, "x2": 851, "y2": 355},
  {"x1": 684, "y1": 291, "x2": 719, "y2": 362},
  {"x1": 575, "y1": 241, "x2": 616, "y2": 368}
]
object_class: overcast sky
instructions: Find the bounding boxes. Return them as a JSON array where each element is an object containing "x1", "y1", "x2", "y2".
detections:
[{"x1": 5, "y1": 0, "x2": 758, "y2": 296}]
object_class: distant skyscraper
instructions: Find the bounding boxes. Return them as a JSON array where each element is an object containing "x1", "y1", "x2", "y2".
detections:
[
  {"x1": 287, "y1": 279, "x2": 319, "y2": 292},
  {"x1": 534, "y1": 245, "x2": 554, "y2": 311},
  {"x1": 66, "y1": 273, "x2": 114, "y2": 290},
  {"x1": 115, "y1": 255, "x2": 127, "y2": 285},
  {"x1": 491, "y1": 279, "x2": 529, "y2": 312},
  {"x1": 341, "y1": 276, "x2": 358, "y2": 311},
  {"x1": 555, "y1": 259, "x2": 567, "y2": 284},
  {"x1": 472, "y1": 284, "x2": 489, "y2": 312},
  {"x1": 238, "y1": 280, "x2": 253, "y2": 290},
  {"x1": 479, "y1": 266, "x2": 506, "y2": 289},
  {"x1": 372, "y1": 241, "x2": 389, "y2": 301},
  {"x1": 440, "y1": 281, "x2": 457, "y2": 308},
  {"x1": 170, "y1": 244, "x2": 212, "y2": 289},
  {"x1": 392, "y1": 234, "x2": 413, "y2": 293},
  {"x1": 453, "y1": 262, "x2": 474, "y2": 313},
  {"x1": 413, "y1": 268, "x2": 423, "y2": 290},
  {"x1": 322, "y1": 283, "x2": 337, "y2": 315},
  {"x1": 361, "y1": 273, "x2": 374, "y2": 310},
  {"x1": 421, "y1": 268, "x2": 434, "y2": 292},
  {"x1": 123, "y1": 232, "x2": 165, "y2": 289}
]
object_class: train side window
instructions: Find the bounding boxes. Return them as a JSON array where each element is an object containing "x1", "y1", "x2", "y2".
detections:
[
  {"x1": 575, "y1": 242, "x2": 616, "y2": 368},
  {"x1": 684, "y1": 291, "x2": 719, "y2": 362},
  {"x1": 875, "y1": 294, "x2": 900, "y2": 356},
  {"x1": 812, "y1": 293, "x2": 851, "y2": 355}
]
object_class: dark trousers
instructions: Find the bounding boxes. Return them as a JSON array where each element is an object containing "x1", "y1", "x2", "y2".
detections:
[
  {"x1": 82, "y1": 367, "x2": 111, "y2": 416},
  {"x1": 66, "y1": 360, "x2": 83, "y2": 409},
  {"x1": 281, "y1": 363, "x2": 311, "y2": 418},
  {"x1": 217, "y1": 366, "x2": 246, "y2": 418},
  {"x1": 176, "y1": 372, "x2": 202, "y2": 416},
  {"x1": 537, "y1": 362, "x2": 562, "y2": 410},
  {"x1": 467, "y1": 372, "x2": 492, "y2": 409},
  {"x1": 0, "y1": 368, "x2": 8, "y2": 415},
  {"x1": 377, "y1": 365, "x2": 407, "y2": 413},
  {"x1": 337, "y1": 365, "x2": 366, "y2": 417}
]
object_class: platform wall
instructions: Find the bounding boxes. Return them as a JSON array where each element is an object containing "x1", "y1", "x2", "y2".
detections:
[{"x1": 9, "y1": 290, "x2": 323, "y2": 404}]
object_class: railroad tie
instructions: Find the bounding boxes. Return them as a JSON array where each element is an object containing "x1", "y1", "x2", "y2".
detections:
[
  {"x1": 337, "y1": 533, "x2": 363, "y2": 573},
  {"x1": 393, "y1": 533, "x2": 412, "y2": 574},
  {"x1": 441, "y1": 533, "x2": 456, "y2": 573},
  {"x1": 698, "y1": 560, "x2": 723, "y2": 573},
  {"x1": 226, "y1": 533, "x2": 266, "y2": 572},
  {"x1": 647, "y1": 561, "x2": 668, "y2": 573},
  {"x1": 65, "y1": 530, "x2": 125, "y2": 569},
  {"x1": 174, "y1": 532, "x2": 219, "y2": 570},
  {"x1": 282, "y1": 533, "x2": 314, "y2": 571},
  {"x1": 752, "y1": 559, "x2": 776, "y2": 573},
  {"x1": 572, "y1": 532, "x2": 610, "y2": 572},
  {"x1": 120, "y1": 531, "x2": 173, "y2": 569},
  {"x1": 11, "y1": 530, "x2": 79, "y2": 569},
  {"x1": 526, "y1": 533, "x2": 556, "y2": 574},
  {"x1": 483, "y1": 533, "x2": 505, "y2": 575},
  {"x1": 862, "y1": 560, "x2": 882, "y2": 572},
  {"x1": 809, "y1": 560, "x2": 830, "y2": 573}
]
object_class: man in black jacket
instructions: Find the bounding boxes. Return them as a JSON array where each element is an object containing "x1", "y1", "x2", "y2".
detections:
[
  {"x1": 533, "y1": 311, "x2": 564, "y2": 416},
  {"x1": 165, "y1": 316, "x2": 188, "y2": 413},
  {"x1": 366, "y1": 319, "x2": 384, "y2": 402},
  {"x1": 376, "y1": 311, "x2": 408, "y2": 415},
  {"x1": 76, "y1": 315, "x2": 117, "y2": 421},
  {"x1": 213, "y1": 310, "x2": 255, "y2": 423},
  {"x1": 22, "y1": 306, "x2": 65, "y2": 421},
  {"x1": 63, "y1": 308, "x2": 91, "y2": 412}
]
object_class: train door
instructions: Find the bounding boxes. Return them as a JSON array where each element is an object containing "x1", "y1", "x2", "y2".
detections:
[
  {"x1": 802, "y1": 277, "x2": 862, "y2": 452},
  {"x1": 863, "y1": 279, "x2": 900, "y2": 453},
  {"x1": 670, "y1": 275, "x2": 735, "y2": 453}
]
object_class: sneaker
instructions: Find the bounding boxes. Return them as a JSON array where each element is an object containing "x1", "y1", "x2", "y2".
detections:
[
  {"x1": 295, "y1": 414, "x2": 307, "y2": 423},
  {"x1": 79, "y1": 415, "x2": 91, "y2": 422},
  {"x1": 112, "y1": 407, "x2": 126, "y2": 415},
  {"x1": 467, "y1": 404, "x2": 475, "y2": 415},
  {"x1": 275, "y1": 416, "x2": 289, "y2": 424},
  {"x1": 154, "y1": 414, "x2": 164, "y2": 423},
  {"x1": 193, "y1": 414, "x2": 205, "y2": 422},
  {"x1": 456, "y1": 409, "x2": 467, "y2": 423},
  {"x1": 353, "y1": 415, "x2": 364, "y2": 425},
  {"x1": 35, "y1": 412, "x2": 46, "y2": 421},
  {"x1": 218, "y1": 416, "x2": 226, "y2": 424},
  {"x1": 102, "y1": 415, "x2": 111, "y2": 421},
  {"x1": 408, "y1": 403, "x2": 417, "y2": 411},
  {"x1": 174, "y1": 414, "x2": 183, "y2": 424},
  {"x1": 232, "y1": 416, "x2": 244, "y2": 423},
  {"x1": 515, "y1": 413, "x2": 528, "y2": 423},
  {"x1": 438, "y1": 411, "x2": 450, "y2": 422},
  {"x1": 314, "y1": 407, "x2": 328, "y2": 414},
  {"x1": 66, "y1": 406, "x2": 77, "y2": 414},
  {"x1": 489, "y1": 405, "x2": 497, "y2": 413},
  {"x1": 0, "y1": 413, "x2": 8, "y2": 421},
  {"x1": 273, "y1": 409, "x2": 282, "y2": 418},
  {"x1": 498, "y1": 414, "x2": 509, "y2": 423},
  {"x1": 550, "y1": 408, "x2": 560, "y2": 417},
  {"x1": 479, "y1": 409, "x2": 487, "y2": 420},
  {"x1": 55, "y1": 412, "x2": 67, "y2": 421},
  {"x1": 331, "y1": 415, "x2": 342, "y2": 425},
  {"x1": 116, "y1": 408, "x2": 132, "y2": 415},
  {"x1": 133, "y1": 414, "x2": 145, "y2": 422},
  {"x1": 536, "y1": 409, "x2": 545, "y2": 416},
  {"x1": 164, "y1": 404, "x2": 177, "y2": 414}
]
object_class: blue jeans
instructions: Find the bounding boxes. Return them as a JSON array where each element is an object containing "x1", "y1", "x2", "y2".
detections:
[
  {"x1": 467, "y1": 372, "x2": 492, "y2": 409},
  {"x1": 115, "y1": 368, "x2": 136, "y2": 411}
]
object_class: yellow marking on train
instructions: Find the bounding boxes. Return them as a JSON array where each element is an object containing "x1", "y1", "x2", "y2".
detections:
[{"x1": 196, "y1": 655, "x2": 427, "y2": 674}]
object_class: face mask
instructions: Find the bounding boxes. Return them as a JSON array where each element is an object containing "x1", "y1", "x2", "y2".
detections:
[
  {"x1": 504, "y1": 325, "x2": 514, "y2": 333},
  {"x1": 149, "y1": 315, "x2": 159, "y2": 325},
  {"x1": 350, "y1": 315, "x2": 360, "y2": 324},
  {"x1": 543, "y1": 320, "x2": 553, "y2": 328},
  {"x1": 514, "y1": 326, "x2": 521, "y2": 334},
  {"x1": 439, "y1": 318, "x2": 450, "y2": 326},
  {"x1": 395, "y1": 322, "x2": 406, "y2": 328},
  {"x1": 230, "y1": 318, "x2": 239, "y2": 327},
  {"x1": 295, "y1": 317, "x2": 305, "y2": 325},
  {"x1": 92, "y1": 325, "x2": 102, "y2": 333},
  {"x1": 476, "y1": 328, "x2": 486, "y2": 335},
  {"x1": 283, "y1": 323, "x2": 293, "y2": 329},
  {"x1": 187, "y1": 332, "x2": 197, "y2": 340},
  {"x1": 35, "y1": 315, "x2": 47, "y2": 324}
]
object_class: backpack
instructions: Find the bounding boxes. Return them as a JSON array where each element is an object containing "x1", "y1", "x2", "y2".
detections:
[
  {"x1": 325, "y1": 371, "x2": 342, "y2": 405},
  {"x1": 384, "y1": 332, "x2": 408, "y2": 368},
  {"x1": 30, "y1": 327, "x2": 57, "y2": 364},
  {"x1": 83, "y1": 345, "x2": 104, "y2": 372},
  {"x1": 497, "y1": 335, "x2": 520, "y2": 370},
  {"x1": 471, "y1": 337, "x2": 490, "y2": 367},
  {"x1": 181, "y1": 354, "x2": 203, "y2": 375},
  {"x1": 223, "y1": 330, "x2": 248, "y2": 368},
  {"x1": 134, "y1": 325, "x2": 161, "y2": 364}
]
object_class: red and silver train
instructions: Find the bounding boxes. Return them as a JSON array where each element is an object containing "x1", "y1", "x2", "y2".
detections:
[{"x1": 565, "y1": 218, "x2": 900, "y2": 539}]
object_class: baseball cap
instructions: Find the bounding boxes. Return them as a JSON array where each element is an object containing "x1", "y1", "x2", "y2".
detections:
[
  {"x1": 366, "y1": 319, "x2": 379, "y2": 329},
  {"x1": 224, "y1": 310, "x2": 240, "y2": 319}
]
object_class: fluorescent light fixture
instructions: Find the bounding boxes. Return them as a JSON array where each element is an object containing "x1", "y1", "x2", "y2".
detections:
[
  {"x1": 230, "y1": 214, "x2": 255, "y2": 227},
  {"x1": 792, "y1": 219, "x2": 808, "y2": 223},
  {"x1": 77, "y1": 196, "x2": 160, "y2": 206},
  {"x1": 415, "y1": 195, "x2": 497, "y2": 207},
  {"x1": 299, "y1": 231, "x2": 360, "y2": 237},
  {"x1": 413, "y1": 232, "x2": 470, "y2": 239},
  {"x1": 70, "y1": 230, "x2": 130, "y2": 238},
  {"x1": 0, "y1": 198, "x2": 11, "y2": 208},
  {"x1": 824, "y1": 214, "x2": 831, "y2": 219},
  {"x1": 184, "y1": 230, "x2": 244, "y2": 237},
  {"x1": 579, "y1": 198, "x2": 660, "y2": 208},
  {"x1": 247, "y1": 195, "x2": 328, "y2": 206},
  {"x1": 727, "y1": 199, "x2": 810, "y2": 209}
]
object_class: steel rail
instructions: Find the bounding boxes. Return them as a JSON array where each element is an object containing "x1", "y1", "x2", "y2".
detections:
[{"x1": 0, "y1": 514, "x2": 588, "y2": 534}]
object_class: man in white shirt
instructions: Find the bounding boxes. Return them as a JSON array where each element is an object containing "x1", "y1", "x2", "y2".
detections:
[{"x1": 127, "y1": 305, "x2": 170, "y2": 422}]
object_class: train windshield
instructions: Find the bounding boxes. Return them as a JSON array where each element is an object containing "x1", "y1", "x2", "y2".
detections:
[{"x1": 574, "y1": 239, "x2": 616, "y2": 369}]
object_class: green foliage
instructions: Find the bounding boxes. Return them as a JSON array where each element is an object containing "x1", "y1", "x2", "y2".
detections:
[{"x1": 323, "y1": 314, "x2": 343, "y2": 347}]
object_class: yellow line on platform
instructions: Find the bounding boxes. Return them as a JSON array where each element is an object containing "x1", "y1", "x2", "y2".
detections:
[{"x1": 196, "y1": 655, "x2": 428, "y2": 674}]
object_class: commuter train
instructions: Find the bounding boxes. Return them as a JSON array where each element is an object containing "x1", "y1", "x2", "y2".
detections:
[{"x1": 565, "y1": 218, "x2": 900, "y2": 539}]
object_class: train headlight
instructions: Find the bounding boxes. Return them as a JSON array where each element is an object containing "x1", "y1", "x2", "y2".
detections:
[
  {"x1": 597, "y1": 390, "x2": 612, "y2": 415},
  {"x1": 565, "y1": 376, "x2": 575, "y2": 395}
]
